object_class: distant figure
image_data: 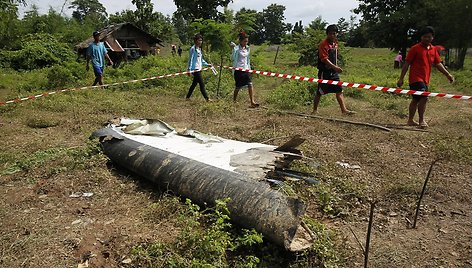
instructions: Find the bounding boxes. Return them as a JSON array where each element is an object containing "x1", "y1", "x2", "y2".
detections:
[
  {"x1": 394, "y1": 51, "x2": 403, "y2": 69},
  {"x1": 232, "y1": 32, "x2": 259, "y2": 108},
  {"x1": 157, "y1": 47, "x2": 160, "y2": 55},
  {"x1": 186, "y1": 34, "x2": 211, "y2": 101},
  {"x1": 313, "y1": 25, "x2": 355, "y2": 115},
  {"x1": 86, "y1": 31, "x2": 113, "y2": 86},
  {"x1": 171, "y1": 44, "x2": 176, "y2": 56},
  {"x1": 177, "y1": 46, "x2": 183, "y2": 57},
  {"x1": 397, "y1": 26, "x2": 454, "y2": 128}
]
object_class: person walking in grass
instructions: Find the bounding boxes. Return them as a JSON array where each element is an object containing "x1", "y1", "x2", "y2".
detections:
[
  {"x1": 86, "y1": 31, "x2": 113, "y2": 86},
  {"x1": 186, "y1": 34, "x2": 212, "y2": 101},
  {"x1": 232, "y1": 32, "x2": 259, "y2": 108},
  {"x1": 397, "y1": 26, "x2": 454, "y2": 128},
  {"x1": 313, "y1": 24, "x2": 355, "y2": 115}
]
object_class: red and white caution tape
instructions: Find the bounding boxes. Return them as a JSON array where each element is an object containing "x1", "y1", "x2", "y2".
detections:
[
  {"x1": 0, "y1": 68, "x2": 210, "y2": 106},
  {"x1": 225, "y1": 66, "x2": 472, "y2": 100}
]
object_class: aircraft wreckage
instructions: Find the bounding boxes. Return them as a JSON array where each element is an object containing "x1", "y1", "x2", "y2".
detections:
[{"x1": 92, "y1": 118, "x2": 317, "y2": 251}]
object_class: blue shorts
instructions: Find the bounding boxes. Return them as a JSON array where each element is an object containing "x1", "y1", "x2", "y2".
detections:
[
  {"x1": 410, "y1": 82, "x2": 428, "y2": 100},
  {"x1": 93, "y1": 65, "x2": 104, "y2": 77}
]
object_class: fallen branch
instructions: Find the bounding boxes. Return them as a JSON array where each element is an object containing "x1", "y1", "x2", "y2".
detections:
[
  {"x1": 345, "y1": 221, "x2": 365, "y2": 254},
  {"x1": 412, "y1": 159, "x2": 440, "y2": 228},
  {"x1": 281, "y1": 111, "x2": 392, "y2": 132},
  {"x1": 383, "y1": 124, "x2": 429, "y2": 132}
]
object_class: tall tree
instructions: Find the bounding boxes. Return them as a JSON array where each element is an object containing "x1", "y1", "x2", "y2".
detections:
[
  {"x1": 0, "y1": 0, "x2": 25, "y2": 48},
  {"x1": 69, "y1": 0, "x2": 107, "y2": 25},
  {"x1": 432, "y1": 0, "x2": 471, "y2": 68},
  {"x1": 336, "y1": 17, "x2": 349, "y2": 42},
  {"x1": 132, "y1": 0, "x2": 153, "y2": 32},
  {"x1": 261, "y1": 4, "x2": 287, "y2": 44},
  {"x1": 172, "y1": 13, "x2": 189, "y2": 44},
  {"x1": 173, "y1": 0, "x2": 232, "y2": 21},
  {"x1": 234, "y1": 8, "x2": 257, "y2": 36},
  {"x1": 354, "y1": 0, "x2": 439, "y2": 58},
  {"x1": 308, "y1": 16, "x2": 328, "y2": 31}
]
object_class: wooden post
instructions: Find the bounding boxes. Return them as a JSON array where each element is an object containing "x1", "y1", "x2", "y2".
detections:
[
  {"x1": 412, "y1": 159, "x2": 440, "y2": 228},
  {"x1": 364, "y1": 201, "x2": 376, "y2": 268},
  {"x1": 216, "y1": 54, "x2": 224, "y2": 97},
  {"x1": 274, "y1": 46, "x2": 280, "y2": 65}
]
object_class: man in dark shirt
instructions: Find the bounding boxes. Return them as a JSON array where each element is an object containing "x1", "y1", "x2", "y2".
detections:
[{"x1": 313, "y1": 25, "x2": 355, "y2": 115}]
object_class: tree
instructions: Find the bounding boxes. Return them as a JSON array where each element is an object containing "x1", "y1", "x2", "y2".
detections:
[
  {"x1": 173, "y1": 0, "x2": 232, "y2": 21},
  {"x1": 69, "y1": 0, "x2": 107, "y2": 25},
  {"x1": 354, "y1": 0, "x2": 439, "y2": 58},
  {"x1": 132, "y1": 0, "x2": 153, "y2": 32},
  {"x1": 0, "y1": 0, "x2": 25, "y2": 11},
  {"x1": 109, "y1": 9, "x2": 136, "y2": 24},
  {"x1": 0, "y1": 0, "x2": 24, "y2": 49},
  {"x1": 172, "y1": 13, "x2": 189, "y2": 44},
  {"x1": 261, "y1": 4, "x2": 287, "y2": 44},
  {"x1": 292, "y1": 20, "x2": 304, "y2": 35},
  {"x1": 336, "y1": 17, "x2": 349, "y2": 42},
  {"x1": 432, "y1": 0, "x2": 471, "y2": 69},
  {"x1": 308, "y1": 16, "x2": 328, "y2": 31},
  {"x1": 234, "y1": 8, "x2": 257, "y2": 36}
]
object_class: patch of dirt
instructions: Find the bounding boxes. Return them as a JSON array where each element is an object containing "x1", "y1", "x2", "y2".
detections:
[{"x1": 1, "y1": 86, "x2": 471, "y2": 267}]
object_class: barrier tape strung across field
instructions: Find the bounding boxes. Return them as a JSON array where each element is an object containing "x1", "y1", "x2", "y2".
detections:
[
  {"x1": 0, "y1": 68, "x2": 210, "y2": 107},
  {"x1": 2, "y1": 65, "x2": 470, "y2": 106},
  {"x1": 224, "y1": 66, "x2": 472, "y2": 101}
]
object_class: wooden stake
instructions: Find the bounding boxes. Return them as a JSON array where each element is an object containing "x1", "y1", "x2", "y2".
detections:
[
  {"x1": 364, "y1": 201, "x2": 376, "y2": 268},
  {"x1": 412, "y1": 159, "x2": 440, "y2": 228},
  {"x1": 274, "y1": 46, "x2": 280, "y2": 65}
]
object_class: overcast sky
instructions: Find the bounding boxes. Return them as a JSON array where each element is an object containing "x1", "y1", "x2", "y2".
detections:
[{"x1": 20, "y1": 0, "x2": 359, "y2": 25}]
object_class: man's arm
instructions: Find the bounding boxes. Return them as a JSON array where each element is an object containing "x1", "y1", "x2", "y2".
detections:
[
  {"x1": 435, "y1": 63, "x2": 454, "y2": 83},
  {"x1": 322, "y1": 58, "x2": 342, "y2": 73},
  {"x1": 397, "y1": 61, "x2": 410, "y2": 87},
  {"x1": 105, "y1": 53, "x2": 113, "y2": 66}
]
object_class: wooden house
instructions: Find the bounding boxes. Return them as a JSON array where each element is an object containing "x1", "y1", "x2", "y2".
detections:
[{"x1": 76, "y1": 23, "x2": 163, "y2": 67}]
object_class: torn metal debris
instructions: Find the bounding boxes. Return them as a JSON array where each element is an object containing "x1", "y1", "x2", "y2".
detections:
[{"x1": 92, "y1": 118, "x2": 317, "y2": 251}]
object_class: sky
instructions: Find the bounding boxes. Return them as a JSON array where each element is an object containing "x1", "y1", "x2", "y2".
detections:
[{"x1": 20, "y1": 0, "x2": 359, "y2": 25}]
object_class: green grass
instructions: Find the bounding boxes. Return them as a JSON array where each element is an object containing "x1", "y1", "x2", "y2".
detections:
[{"x1": 1, "y1": 46, "x2": 471, "y2": 267}]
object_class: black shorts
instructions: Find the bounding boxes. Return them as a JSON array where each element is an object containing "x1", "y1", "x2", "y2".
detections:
[
  {"x1": 410, "y1": 82, "x2": 428, "y2": 100},
  {"x1": 234, "y1": 70, "x2": 252, "y2": 89},
  {"x1": 317, "y1": 71, "x2": 342, "y2": 95}
]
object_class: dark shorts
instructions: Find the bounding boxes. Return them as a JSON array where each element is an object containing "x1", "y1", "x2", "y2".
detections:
[
  {"x1": 234, "y1": 70, "x2": 252, "y2": 89},
  {"x1": 317, "y1": 71, "x2": 342, "y2": 95},
  {"x1": 93, "y1": 65, "x2": 104, "y2": 77},
  {"x1": 410, "y1": 82, "x2": 428, "y2": 100}
]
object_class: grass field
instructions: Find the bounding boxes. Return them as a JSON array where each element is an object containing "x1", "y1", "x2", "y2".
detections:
[{"x1": 1, "y1": 46, "x2": 471, "y2": 267}]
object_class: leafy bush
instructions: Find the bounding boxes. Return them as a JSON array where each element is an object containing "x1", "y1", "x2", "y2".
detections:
[
  {"x1": 131, "y1": 198, "x2": 263, "y2": 267},
  {"x1": 47, "y1": 65, "x2": 75, "y2": 89},
  {"x1": 7, "y1": 33, "x2": 74, "y2": 70}
]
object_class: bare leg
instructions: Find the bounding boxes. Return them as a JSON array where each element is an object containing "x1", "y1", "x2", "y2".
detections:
[
  {"x1": 248, "y1": 85, "x2": 258, "y2": 106},
  {"x1": 408, "y1": 98, "x2": 420, "y2": 125},
  {"x1": 313, "y1": 93, "x2": 321, "y2": 113},
  {"x1": 233, "y1": 88, "x2": 240, "y2": 102},
  {"x1": 336, "y1": 92, "x2": 349, "y2": 113},
  {"x1": 417, "y1": 97, "x2": 428, "y2": 127}
]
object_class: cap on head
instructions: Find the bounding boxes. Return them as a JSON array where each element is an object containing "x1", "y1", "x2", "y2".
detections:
[{"x1": 93, "y1": 31, "x2": 100, "y2": 37}]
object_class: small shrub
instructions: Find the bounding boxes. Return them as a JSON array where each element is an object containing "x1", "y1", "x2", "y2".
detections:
[{"x1": 47, "y1": 65, "x2": 75, "y2": 89}]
